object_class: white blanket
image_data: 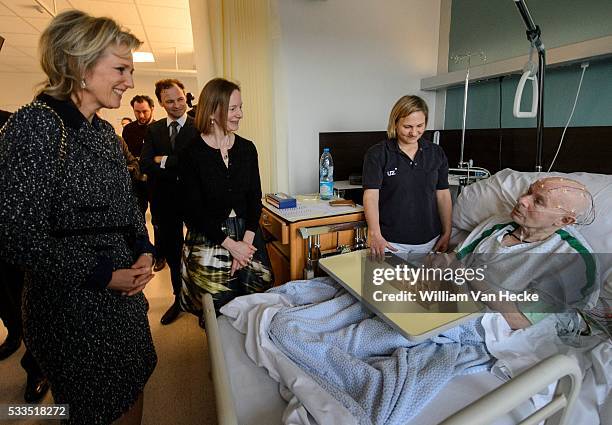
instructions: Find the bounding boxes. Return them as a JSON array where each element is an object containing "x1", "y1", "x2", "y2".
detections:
[
  {"x1": 482, "y1": 313, "x2": 612, "y2": 424},
  {"x1": 221, "y1": 284, "x2": 357, "y2": 425},
  {"x1": 222, "y1": 286, "x2": 612, "y2": 424}
]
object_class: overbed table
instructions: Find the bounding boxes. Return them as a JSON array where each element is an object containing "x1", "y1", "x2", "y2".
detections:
[{"x1": 318, "y1": 250, "x2": 483, "y2": 341}]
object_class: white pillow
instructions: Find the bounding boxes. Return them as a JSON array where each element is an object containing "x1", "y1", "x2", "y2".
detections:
[{"x1": 452, "y1": 168, "x2": 612, "y2": 290}]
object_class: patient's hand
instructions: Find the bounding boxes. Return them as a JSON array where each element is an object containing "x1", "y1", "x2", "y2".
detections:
[
  {"x1": 424, "y1": 252, "x2": 457, "y2": 269},
  {"x1": 502, "y1": 312, "x2": 532, "y2": 330}
]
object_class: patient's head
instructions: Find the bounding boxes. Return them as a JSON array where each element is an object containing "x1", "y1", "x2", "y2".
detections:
[{"x1": 511, "y1": 177, "x2": 592, "y2": 231}]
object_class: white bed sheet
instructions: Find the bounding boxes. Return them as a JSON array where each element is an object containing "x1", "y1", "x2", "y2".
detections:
[
  {"x1": 218, "y1": 315, "x2": 535, "y2": 425},
  {"x1": 219, "y1": 315, "x2": 286, "y2": 425}
]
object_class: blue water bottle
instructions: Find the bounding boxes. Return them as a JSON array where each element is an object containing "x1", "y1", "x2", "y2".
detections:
[{"x1": 319, "y1": 148, "x2": 334, "y2": 200}]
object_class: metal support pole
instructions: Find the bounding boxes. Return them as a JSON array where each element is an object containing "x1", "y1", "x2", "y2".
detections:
[
  {"x1": 535, "y1": 51, "x2": 545, "y2": 172},
  {"x1": 450, "y1": 51, "x2": 485, "y2": 169},
  {"x1": 513, "y1": 0, "x2": 546, "y2": 171},
  {"x1": 459, "y1": 67, "x2": 469, "y2": 166}
]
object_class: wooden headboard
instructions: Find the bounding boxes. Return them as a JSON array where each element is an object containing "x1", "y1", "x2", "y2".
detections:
[{"x1": 319, "y1": 127, "x2": 612, "y2": 179}]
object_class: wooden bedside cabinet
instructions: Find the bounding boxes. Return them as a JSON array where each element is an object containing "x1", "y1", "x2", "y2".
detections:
[{"x1": 259, "y1": 200, "x2": 366, "y2": 286}]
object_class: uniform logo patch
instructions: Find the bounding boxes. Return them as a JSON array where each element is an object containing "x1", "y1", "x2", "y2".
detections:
[{"x1": 386, "y1": 168, "x2": 397, "y2": 176}]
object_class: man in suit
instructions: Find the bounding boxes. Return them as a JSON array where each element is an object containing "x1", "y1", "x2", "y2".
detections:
[{"x1": 140, "y1": 79, "x2": 197, "y2": 325}]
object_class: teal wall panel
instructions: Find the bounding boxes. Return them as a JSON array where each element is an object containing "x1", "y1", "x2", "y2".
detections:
[
  {"x1": 448, "y1": 0, "x2": 612, "y2": 72},
  {"x1": 445, "y1": 57, "x2": 612, "y2": 129},
  {"x1": 445, "y1": 0, "x2": 612, "y2": 129}
]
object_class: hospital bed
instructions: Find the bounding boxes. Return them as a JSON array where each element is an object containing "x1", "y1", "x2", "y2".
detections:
[{"x1": 204, "y1": 169, "x2": 612, "y2": 425}]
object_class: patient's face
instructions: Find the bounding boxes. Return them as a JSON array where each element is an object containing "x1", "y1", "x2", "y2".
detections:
[{"x1": 511, "y1": 179, "x2": 583, "y2": 228}]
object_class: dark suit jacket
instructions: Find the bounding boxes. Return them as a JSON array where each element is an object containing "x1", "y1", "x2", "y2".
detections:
[
  {"x1": 0, "y1": 109, "x2": 12, "y2": 127},
  {"x1": 140, "y1": 116, "x2": 197, "y2": 218}
]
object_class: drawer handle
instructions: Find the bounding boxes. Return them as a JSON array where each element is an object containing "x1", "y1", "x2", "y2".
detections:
[{"x1": 262, "y1": 213, "x2": 271, "y2": 226}]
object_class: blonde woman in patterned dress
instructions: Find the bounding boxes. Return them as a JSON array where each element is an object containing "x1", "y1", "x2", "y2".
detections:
[
  {"x1": 0, "y1": 10, "x2": 156, "y2": 425},
  {"x1": 178, "y1": 78, "x2": 272, "y2": 317}
]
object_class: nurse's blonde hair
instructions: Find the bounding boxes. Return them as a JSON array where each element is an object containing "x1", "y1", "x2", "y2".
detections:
[{"x1": 387, "y1": 95, "x2": 428, "y2": 139}]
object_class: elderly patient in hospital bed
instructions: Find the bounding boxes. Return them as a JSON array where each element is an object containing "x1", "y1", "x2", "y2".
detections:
[
  {"x1": 448, "y1": 177, "x2": 599, "y2": 330},
  {"x1": 220, "y1": 176, "x2": 611, "y2": 425}
]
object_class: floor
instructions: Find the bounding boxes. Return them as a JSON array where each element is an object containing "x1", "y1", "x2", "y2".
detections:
[{"x1": 0, "y1": 216, "x2": 218, "y2": 425}]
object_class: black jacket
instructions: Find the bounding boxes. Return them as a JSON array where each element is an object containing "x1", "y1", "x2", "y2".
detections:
[
  {"x1": 140, "y1": 117, "x2": 197, "y2": 217},
  {"x1": 178, "y1": 134, "x2": 263, "y2": 245}
]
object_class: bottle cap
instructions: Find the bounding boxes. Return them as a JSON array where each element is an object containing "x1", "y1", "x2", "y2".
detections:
[{"x1": 323, "y1": 148, "x2": 330, "y2": 152}]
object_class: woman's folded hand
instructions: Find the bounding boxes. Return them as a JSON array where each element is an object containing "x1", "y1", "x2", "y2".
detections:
[
  {"x1": 108, "y1": 266, "x2": 154, "y2": 296},
  {"x1": 222, "y1": 237, "x2": 257, "y2": 270}
]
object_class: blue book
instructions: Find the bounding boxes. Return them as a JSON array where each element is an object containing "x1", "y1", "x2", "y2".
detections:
[{"x1": 266, "y1": 193, "x2": 297, "y2": 209}]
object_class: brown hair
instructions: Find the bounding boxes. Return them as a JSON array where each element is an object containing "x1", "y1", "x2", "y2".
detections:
[
  {"x1": 38, "y1": 10, "x2": 141, "y2": 100},
  {"x1": 194, "y1": 78, "x2": 241, "y2": 135},
  {"x1": 386, "y1": 95, "x2": 429, "y2": 139},
  {"x1": 154, "y1": 79, "x2": 185, "y2": 102},
  {"x1": 130, "y1": 94, "x2": 154, "y2": 108}
]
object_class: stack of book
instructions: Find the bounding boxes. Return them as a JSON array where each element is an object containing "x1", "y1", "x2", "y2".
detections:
[{"x1": 265, "y1": 192, "x2": 297, "y2": 209}]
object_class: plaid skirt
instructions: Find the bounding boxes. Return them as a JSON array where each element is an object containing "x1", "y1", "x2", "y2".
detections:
[{"x1": 180, "y1": 217, "x2": 272, "y2": 314}]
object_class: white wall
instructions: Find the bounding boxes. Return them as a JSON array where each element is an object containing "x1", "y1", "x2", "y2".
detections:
[
  {"x1": 0, "y1": 73, "x2": 45, "y2": 113},
  {"x1": 275, "y1": 0, "x2": 442, "y2": 194},
  {"x1": 0, "y1": 71, "x2": 197, "y2": 133}
]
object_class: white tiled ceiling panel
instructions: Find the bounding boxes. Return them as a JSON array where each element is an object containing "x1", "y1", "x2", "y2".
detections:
[{"x1": 0, "y1": 0, "x2": 195, "y2": 74}]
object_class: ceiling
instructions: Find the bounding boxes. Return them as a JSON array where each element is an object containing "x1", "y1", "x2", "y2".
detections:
[{"x1": 0, "y1": 0, "x2": 195, "y2": 74}]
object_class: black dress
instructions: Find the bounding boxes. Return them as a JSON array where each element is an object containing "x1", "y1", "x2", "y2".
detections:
[{"x1": 0, "y1": 95, "x2": 157, "y2": 424}]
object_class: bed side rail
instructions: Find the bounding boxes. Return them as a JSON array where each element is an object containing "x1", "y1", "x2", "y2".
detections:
[
  {"x1": 440, "y1": 354, "x2": 582, "y2": 425},
  {"x1": 202, "y1": 293, "x2": 239, "y2": 425}
]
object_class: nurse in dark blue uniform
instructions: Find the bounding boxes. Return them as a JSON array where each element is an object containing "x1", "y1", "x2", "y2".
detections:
[{"x1": 363, "y1": 95, "x2": 452, "y2": 257}]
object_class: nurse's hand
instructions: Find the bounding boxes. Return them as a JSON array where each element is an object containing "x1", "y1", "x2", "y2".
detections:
[
  {"x1": 432, "y1": 233, "x2": 451, "y2": 253},
  {"x1": 368, "y1": 233, "x2": 397, "y2": 259}
]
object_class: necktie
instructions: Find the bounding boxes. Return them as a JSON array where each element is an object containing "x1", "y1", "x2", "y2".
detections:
[{"x1": 169, "y1": 121, "x2": 179, "y2": 151}]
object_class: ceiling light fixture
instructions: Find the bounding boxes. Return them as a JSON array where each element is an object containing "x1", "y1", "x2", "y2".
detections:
[
  {"x1": 133, "y1": 52, "x2": 155, "y2": 63},
  {"x1": 33, "y1": 0, "x2": 56, "y2": 17}
]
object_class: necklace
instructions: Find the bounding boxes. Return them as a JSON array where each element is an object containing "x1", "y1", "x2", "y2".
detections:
[
  {"x1": 201, "y1": 133, "x2": 231, "y2": 161},
  {"x1": 220, "y1": 135, "x2": 232, "y2": 162}
]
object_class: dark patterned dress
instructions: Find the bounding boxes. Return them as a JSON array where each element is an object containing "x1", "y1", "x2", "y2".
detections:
[
  {"x1": 0, "y1": 95, "x2": 157, "y2": 424},
  {"x1": 180, "y1": 217, "x2": 272, "y2": 314}
]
